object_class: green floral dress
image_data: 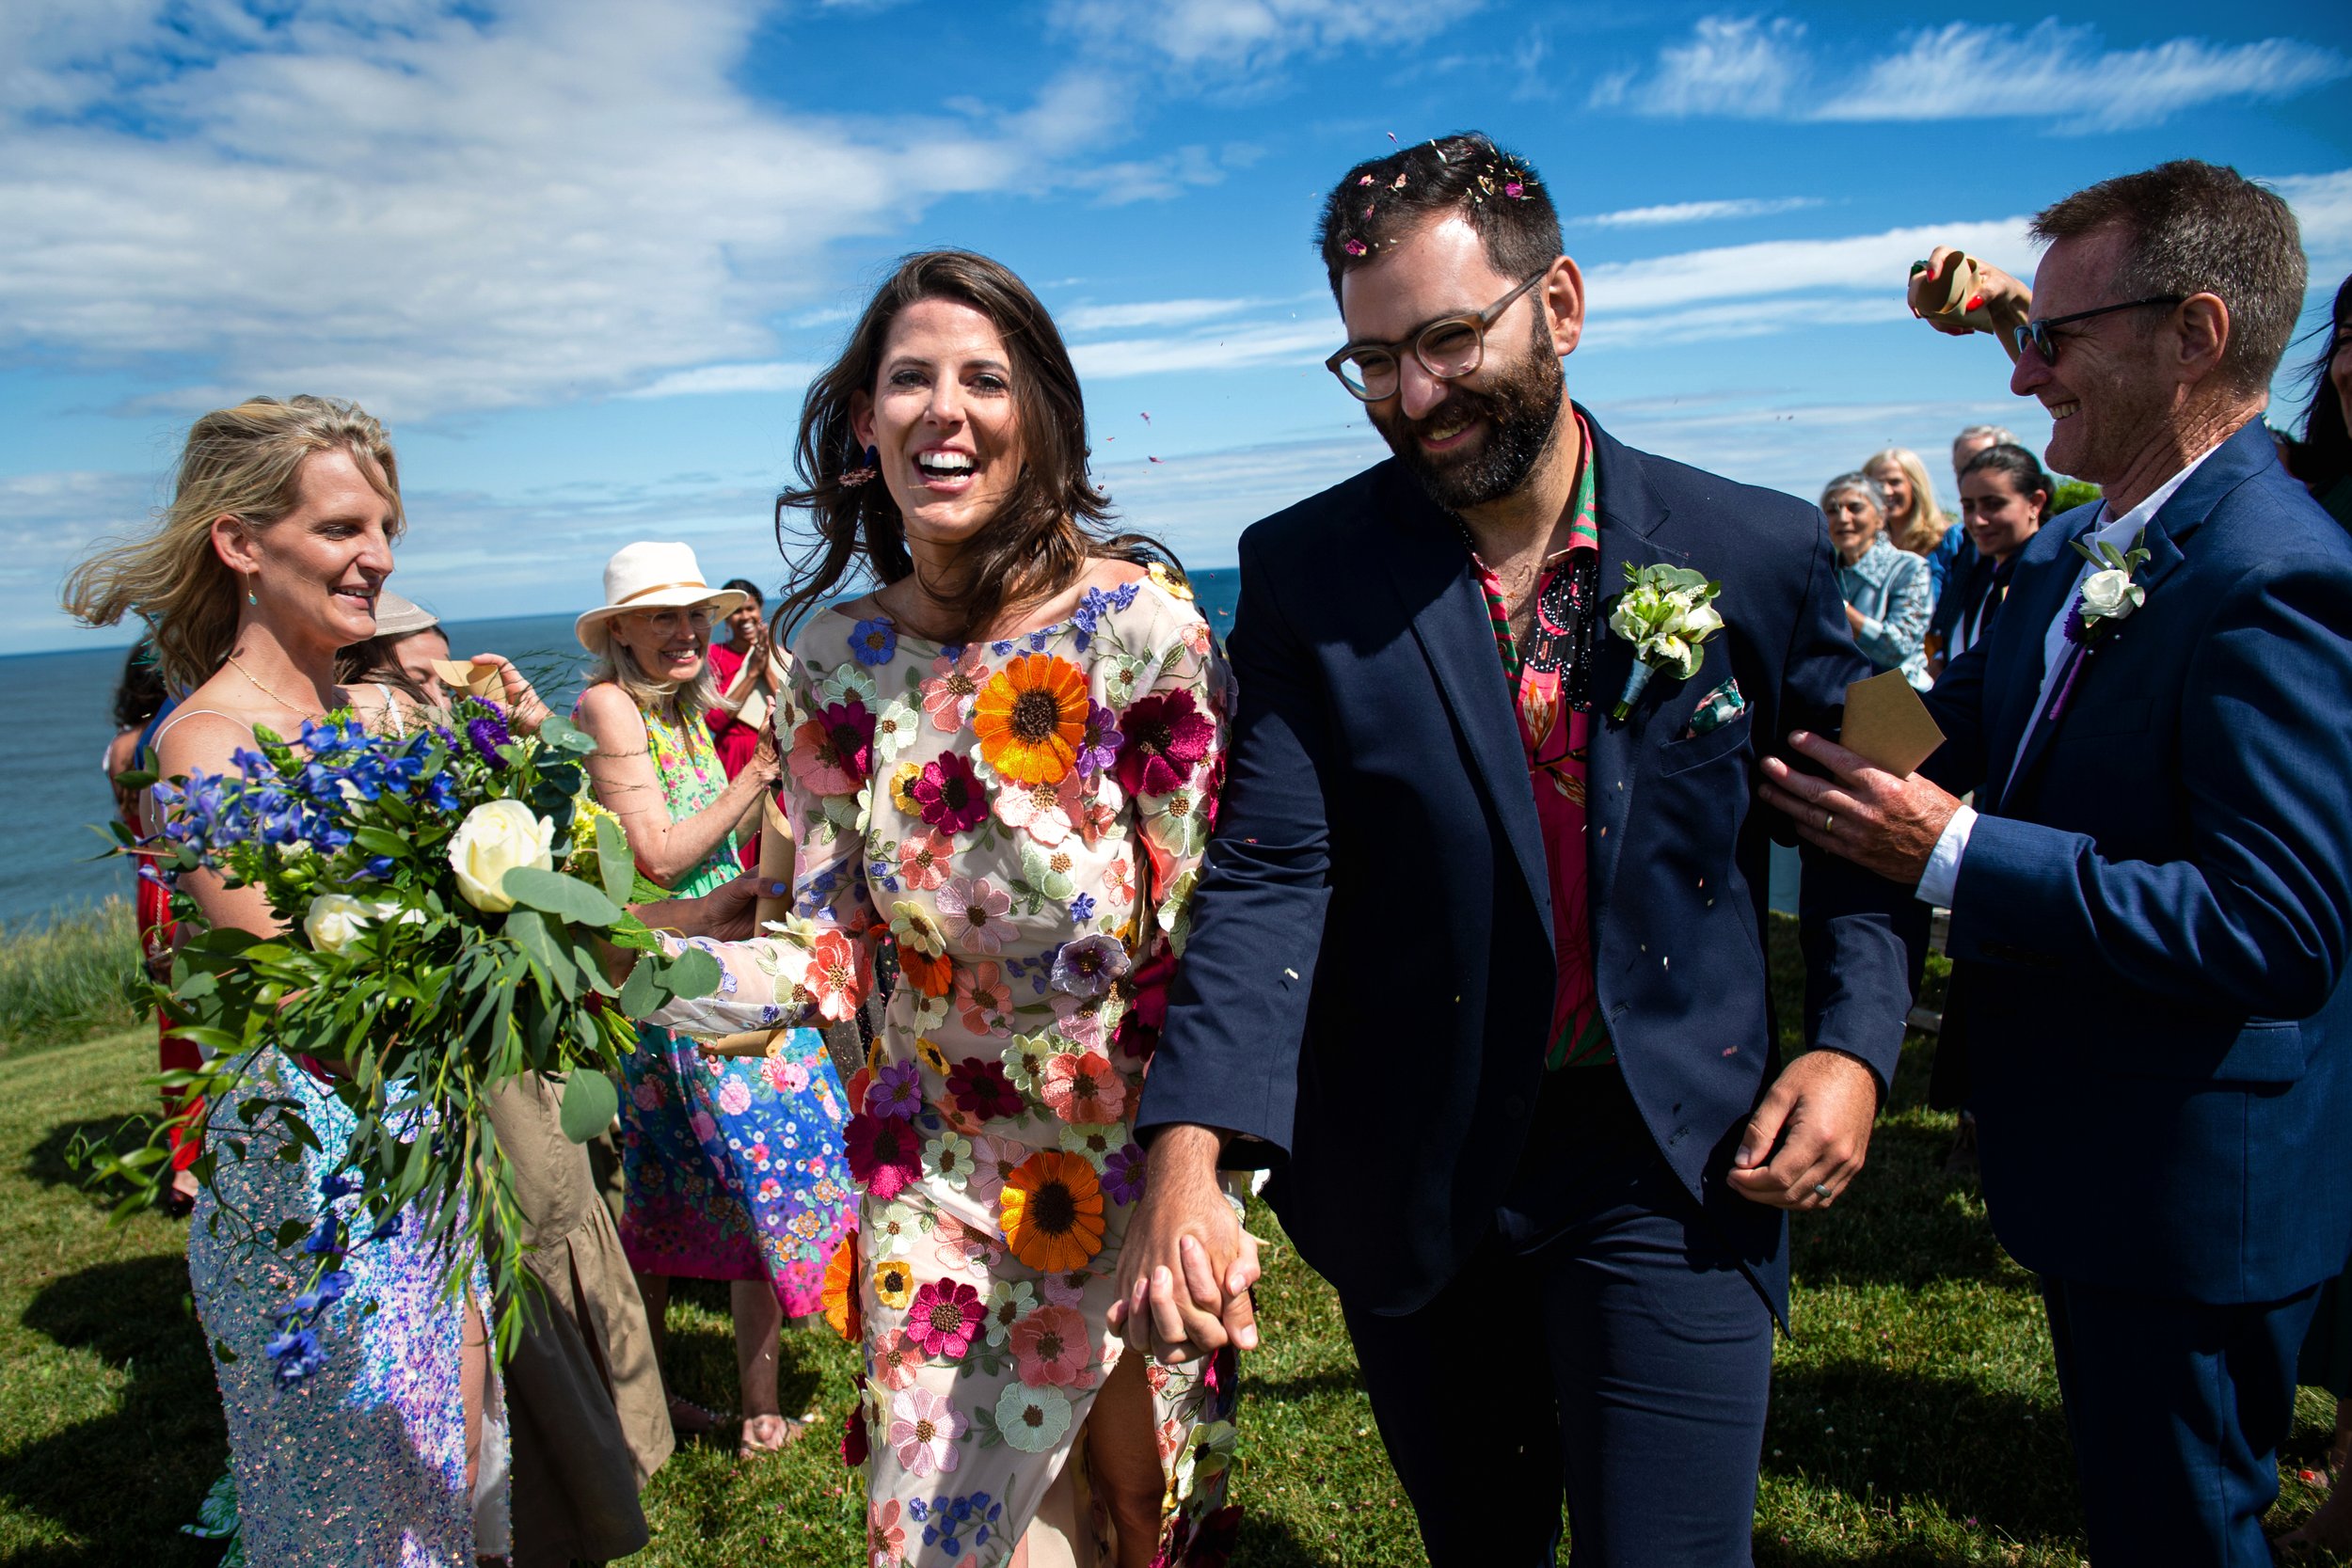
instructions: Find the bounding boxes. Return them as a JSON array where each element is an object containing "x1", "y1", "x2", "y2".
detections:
[{"x1": 646, "y1": 571, "x2": 1243, "y2": 1566}]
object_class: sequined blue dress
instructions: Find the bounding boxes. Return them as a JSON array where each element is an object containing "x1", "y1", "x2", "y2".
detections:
[{"x1": 187, "y1": 1046, "x2": 501, "y2": 1566}]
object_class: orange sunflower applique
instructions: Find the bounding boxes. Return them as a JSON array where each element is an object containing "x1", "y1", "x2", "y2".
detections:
[
  {"x1": 821, "y1": 1232, "x2": 862, "y2": 1342},
  {"x1": 998, "y1": 1149, "x2": 1107, "y2": 1273},
  {"x1": 973, "y1": 654, "x2": 1090, "y2": 785}
]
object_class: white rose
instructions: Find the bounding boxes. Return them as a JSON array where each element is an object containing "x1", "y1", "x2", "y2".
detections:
[
  {"x1": 363, "y1": 896, "x2": 427, "y2": 928},
  {"x1": 303, "y1": 893, "x2": 375, "y2": 955},
  {"x1": 1675, "y1": 602, "x2": 1725, "y2": 640},
  {"x1": 448, "y1": 799, "x2": 557, "y2": 912},
  {"x1": 2078, "y1": 568, "x2": 2142, "y2": 621}
]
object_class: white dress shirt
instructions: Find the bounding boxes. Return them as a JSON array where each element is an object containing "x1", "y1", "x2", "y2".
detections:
[{"x1": 1914, "y1": 441, "x2": 2222, "y2": 908}]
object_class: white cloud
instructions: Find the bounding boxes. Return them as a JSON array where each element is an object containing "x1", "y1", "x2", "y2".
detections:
[
  {"x1": 1577, "y1": 196, "x2": 1824, "y2": 229},
  {"x1": 1596, "y1": 15, "x2": 2347, "y2": 131},
  {"x1": 2275, "y1": 171, "x2": 2352, "y2": 281},
  {"x1": 0, "y1": 0, "x2": 1124, "y2": 422},
  {"x1": 623, "y1": 361, "x2": 819, "y2": 400},
  {"x1": 1591, "y1": 16, "x2": 1805, "y2": 118},
  {"x1": 1060, "y1": 297, "x2": 1261, "y2": 332},
  {"x1": 1070, "y1": 320, "x2": 1335, "y2": 379},
  {"x1": 1049, "y1": 0, "x2": 1473, "y2": 83},
  {"x1": 1581, "y1": 217, "x2": 2038, "y2": 314},
  {"x1": 1821, "y1": 21, "x2": 2351, "y2": 134}
]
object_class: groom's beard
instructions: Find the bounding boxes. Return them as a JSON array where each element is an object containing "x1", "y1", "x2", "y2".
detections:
[{"x1": 1369, "y1": 322, "x2": 1566, "y2": 515}]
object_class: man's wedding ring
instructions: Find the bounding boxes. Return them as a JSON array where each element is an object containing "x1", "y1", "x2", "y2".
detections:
[
  {"x1": 1812, "y1": 1181, "x2": 1834, "y2": 1201},
  {"x1": 1822, "y1": 812, "x2": 1836, "y2": 832}
]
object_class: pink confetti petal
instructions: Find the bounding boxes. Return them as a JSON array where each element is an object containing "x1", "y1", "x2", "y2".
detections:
[{"x1": 1147, "y1": 455, "x2": 1164, "y2": 464}]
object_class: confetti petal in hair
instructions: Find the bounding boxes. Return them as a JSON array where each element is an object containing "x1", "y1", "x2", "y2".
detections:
[
  {"x1": 1343, "y1": 238, "x2": 1369, "y2": 257},
  {"x1": 1358, "y1": 174, "x2": 1374, "y2": 186},
  {"x1": 1391, "y1": 173, "x2": 1407, "y2": 189},
  {"x1": 1504, "y1": 181, "x2": 1525, "y2": 198}
]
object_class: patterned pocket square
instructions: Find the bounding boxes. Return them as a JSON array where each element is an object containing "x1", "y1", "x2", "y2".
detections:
[{"x1": 1681, "y1": 677, "x2": 1747, "y2": 739}]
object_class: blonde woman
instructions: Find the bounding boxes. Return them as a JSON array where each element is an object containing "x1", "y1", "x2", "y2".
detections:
[
  {"x1": 1866, "y1": 445, "x2": 1963, "y2": 594},
  {"x1": 61, "y1": 395, "x2": 537, "y2": 1564},
  {"x1": 572, "y1": 542, "x2": 854, "y2": 1458}
]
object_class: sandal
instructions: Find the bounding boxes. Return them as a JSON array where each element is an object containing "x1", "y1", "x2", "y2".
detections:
[
  {"x1": 738, "y1": 1412, "x2": 808, "y2": 1459},
  {"x1": 668, "y1": 1394, "x2": 721, "y2": 1437}
]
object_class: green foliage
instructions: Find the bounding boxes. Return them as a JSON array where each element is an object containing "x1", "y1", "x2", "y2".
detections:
[
  {"x1": 2052, "y1": 479, "x2": 2102, "y2": 514},
  {"x1": 0, "y1": 897, "x2": 141, "y2": 1055}
]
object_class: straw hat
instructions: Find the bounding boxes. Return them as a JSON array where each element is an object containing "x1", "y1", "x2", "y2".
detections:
[
  {"x1": 574, "y1": 542, "x2": 749, "y2": 654},
  {"x1": 372, "y1": 590, "x2": 440, "y2": 639}
]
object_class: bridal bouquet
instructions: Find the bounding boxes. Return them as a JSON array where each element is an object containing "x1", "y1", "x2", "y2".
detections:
[{"x1": 85, "y1": 697, "x2": 719, "y2": 1363}]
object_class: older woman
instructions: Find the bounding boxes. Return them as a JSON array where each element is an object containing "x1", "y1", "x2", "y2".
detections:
[
  {"x1": 1823, "y1": 470, "x2": 1933, "y2": 689},
  {"x1": 573, "y1": 542, "x2": 854, "y2": 1458},
  {"x1": 628, "y1": 250, "x2": 1241, "y2": 1567},
  {"x1": 1867, "y1": 446, "x2": 1963, "y2": 594},
  {"x1": 61, "y1": 395, "x2": 534, "y2": 1563}
]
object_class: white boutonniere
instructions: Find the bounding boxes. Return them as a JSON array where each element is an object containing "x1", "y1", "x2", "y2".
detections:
[
  {"x1": 2046, "y1": 528, "x2": 2149, "y2": 721},
  {"x1": 1608, "y1": 562, "x2": 1724, "y2": 721}
]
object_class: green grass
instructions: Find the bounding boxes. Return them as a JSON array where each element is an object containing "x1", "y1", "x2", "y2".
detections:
[
  {"x1": 0, "y1": 918, "x2": 2344, "y2": 1564},
  {"x1": 0, "y1": 901, "x2": 141, "y2": 1060}
]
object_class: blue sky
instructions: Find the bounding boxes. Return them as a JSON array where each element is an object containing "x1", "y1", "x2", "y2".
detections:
[{"x1": 3, "y1": 0, "x2": 2346, "y2": 654}]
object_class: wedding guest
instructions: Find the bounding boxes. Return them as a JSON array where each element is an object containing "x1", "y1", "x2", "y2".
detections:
[
  {"x1": 1117, "y1": 133, "x2": 1910, "y2": 1566},
  {"x1": 2282, "y1": 273, "x2": 2352, "y2": 529},
  {"x1": 1823, "y1": 470, "x2": 1933, "y2": 689},
  {"x1": 628, "y1": 249, "x2": 1243, "y2": 1566},
  {"x1": 1780, "y1": 159, "x2": 2352, "y2": 1563},
  {"x1": 337, "y1": 589, "x2": 450, "y2": 705},
  {"x1": 485, "y1": 1075, "x2": 673, "y2": 1567},
  {"x1": 60, "y1": 394, "x2": 544, "y2": 1563},
  {"x1": 103, "y1": 640, "x2": 202, "y2": 1212},
  {"x1": 1925, "y1": 444, "x2": 2051, "y2": 680},
  {"x1": 706, "y1": 578, "x2": 780, "y2": 777},
  {"x1": 1950, "y1": 423, "x2": 2019, "y2": 488},
  {"x1": 1868, "y1": 445, "x2": 1963, "y2": 593},
  {"x1": 573, "y1": 541, "x2": 854, "y2": 1458}
]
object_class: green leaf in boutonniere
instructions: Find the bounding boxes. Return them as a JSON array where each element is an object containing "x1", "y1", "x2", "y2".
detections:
[{"x1": 1607, "y1": 562, "x2": 1724, "y2": 721}]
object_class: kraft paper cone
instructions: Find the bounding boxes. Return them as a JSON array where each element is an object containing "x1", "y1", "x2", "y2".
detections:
[
  {"x1": 698, "y1": 796, "x2": 797, "y2": 1060},
  {"x1": 1841, "y1": 670, "x2": 1946, "y2": 777},
  {"x1": 430, "y1": 657, "x2": 505, "y2": 701}
]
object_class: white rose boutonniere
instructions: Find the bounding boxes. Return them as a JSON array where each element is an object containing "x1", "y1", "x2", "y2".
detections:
[
  {"x1": 448, "y1": 798, "x2": 557, "y2": 912},
  {"x1": 2047, "y1": 528, "x2": 2152, "y2": 721},
  {"x1": 1608, "y1": 562, "x2": 1725, "y2": 721}
]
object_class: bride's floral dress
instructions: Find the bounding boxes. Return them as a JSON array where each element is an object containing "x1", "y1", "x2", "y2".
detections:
[{"x1": 646, "y1": 570, "x2": 1243, "y2": 1566}]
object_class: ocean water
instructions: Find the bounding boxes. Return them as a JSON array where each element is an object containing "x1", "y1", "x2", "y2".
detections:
[{"x1": 0, "y1": 574, "x2": 1242, "y2": 927}]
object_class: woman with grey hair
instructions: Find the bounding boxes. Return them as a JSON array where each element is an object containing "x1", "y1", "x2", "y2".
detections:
[
  {"x1": 1821, "y1": 470, "x2": 1934, "y2": 689},
  {"x1": 573, "y1": 541, "x2": 853, "y2": 1460}
]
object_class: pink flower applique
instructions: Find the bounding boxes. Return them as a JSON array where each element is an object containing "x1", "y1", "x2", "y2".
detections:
[
  {"x1": 1009, "y1": 1302, "x2": 1095, "y2": 1388},
  {"x1": 937, "y1": 876, "x2": 1015, "y2": 954},
  {"x1": 886, "y1": 1385, "x2": 966, "y2": 1478},
  {"x1": 906, "y1": 1278, "x2": 985, "y2": 1361}
]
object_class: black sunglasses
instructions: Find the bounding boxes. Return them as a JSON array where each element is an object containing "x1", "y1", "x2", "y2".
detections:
[{"x1": 2010, "y1": 295, "x2": 2185, "y2": 365}]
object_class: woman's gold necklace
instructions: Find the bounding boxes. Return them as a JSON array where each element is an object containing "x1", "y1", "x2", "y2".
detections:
[{"x1": 225, "y1": 655, "x2": 334, "y2": 721}]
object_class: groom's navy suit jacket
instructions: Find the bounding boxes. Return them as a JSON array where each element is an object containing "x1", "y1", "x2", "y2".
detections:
[
  {"x1": 1139, "y1": 410, "x2": 1914, "y2": 1316},
  {"x1": 1921, "y1": 419, "x2": 2352, "y2": 1306}
]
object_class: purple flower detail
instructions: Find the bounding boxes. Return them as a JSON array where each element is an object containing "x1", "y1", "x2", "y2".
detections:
[
  {"x1": 1073, "y1": 701, "x2": 1122, "y2": 779},
  {"x1": 1050, "y1": 934, "x2": 1131, "y2": 998},
  {"x1": 1102, "y1": 1141, "x2": 1148, "y2": 1204},
  {"x1": 265, "y1": 1324, "x2": 326, "y2": 1384},
  {"x1": 867, "y1": 1059, "x2": 923, "y2": 1119},
  {"x1": 466, "y1": 713, "x2": 512, "y2": 766}
]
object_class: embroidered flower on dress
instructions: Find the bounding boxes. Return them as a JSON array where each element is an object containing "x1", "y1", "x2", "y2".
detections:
[
  {"x1": 981, "y1": 1278, "x2": 1037, "y2": 1347},
  {"x1": 1039, "y1": 1051, "x2": 1127, "y2": 1125},
  {"x1": 1009, "y1": 1302, "x2": 1093, "y2": 1389},
  {"x1": 791, "y1": 699, "x2": 876, "y2": 793},
  {"x1": 872, "y1": 1327, "x2": 926, "y2": 1390},
  {"x1": 822, "y1": 1235, "x2": 860, "y2": 1341},
  {"x1": 1102, "y1": 1140, "x2": 1149, "y2": 1204},
  {"x1": 850, "y1": 616, "x2": 898, "y2": 666},
  {"x1": 913, "y1": 752, "x2": 989, "y2": 833},
  {"x1": 845, "y1": 1113, "x2": 922, "y2": 1199},
  {"x1": 937, "y1": 875, "x2": 1015, "y2": 954},
  {"x1": 956, "y1": 962, "x2": 1013, "y2": 1035},
  {"x1": 973, "y1": 654, "x2": 1090, "y2": 785},
  {"x1": 926, "y1": 1129, "x2": 975, "y2": 1189},
  {"x1": 995, "y1": 1383, "x2": 1074, "y2": 1453},
  {"x1": 998, "y1": 1149, "x2": 1105, "y2": 1272},
  {"x1": 887, "y1": 1385, "x2": 966, "y2": 1478},
  {"x1": 866, "y1": 1060, "x2": 923, "y2": 1119},
  {"x1": 946, "y1": 1055, "x2": 1025, "y2": 1121},
  {"x1": 906, "y1": 1278, "x2": 985, "y2": 1360},
  {"x1": 1049, "y1": 933, "x2": 1131, "y2": 997},
  {"x1": 897, "y1": 830, "x2": 955, "y2": 890},
  {"x1": 1115, "y1": 688, "x2": 1214, "y2": 797},
  {"x1": 872, "y1": 1257, "x2": 916, "y2": 1309}
]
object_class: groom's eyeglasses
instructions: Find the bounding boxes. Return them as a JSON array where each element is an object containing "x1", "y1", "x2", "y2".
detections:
[
  {"x1": 1326, "y1": 271, "x2": 1549, "y2": 402},
  {"x1": 2010, "y1": 295, "x2": 2185, "y2": 366}
]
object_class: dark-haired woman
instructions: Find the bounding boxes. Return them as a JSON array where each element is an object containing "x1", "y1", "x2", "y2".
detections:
[
  {"x1": 2285, "y1": 274, "x2": 2352, "y2": 530},
  {"x1": 633, "y1": 250, "x2": 1242, "y2": 1566},
  {"x1": 1925, "y1": 443, "x2": 2052, "y2": 681}
]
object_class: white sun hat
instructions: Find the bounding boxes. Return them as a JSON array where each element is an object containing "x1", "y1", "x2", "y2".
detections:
[{"x1": 574, "y1": 541, "x2": 749, "y2": 654}]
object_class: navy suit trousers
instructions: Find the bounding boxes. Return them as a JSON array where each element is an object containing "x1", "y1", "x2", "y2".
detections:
[
  {"x1": 1341, "y1": 1068, "x2": 1774, "y2": 1567},
  {"x1": 2041, "y1": 1274, "x2": 2319, "y2": 1566}
]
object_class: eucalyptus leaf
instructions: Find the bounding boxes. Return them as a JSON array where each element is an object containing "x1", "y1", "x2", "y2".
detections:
[
  {"x1": 661, "y1": 945, "x2": 722, "y2": 1001},
  {"x1": 559, "y1": 1069, "x2": 619, "y2": 1143},
  {"x1": 504, "y1": 909, "x2": 580, "y2": 1002},
  {"x1": 618, "y1": 954, "x2": 660, "y2": 1019},
  {"x1": 595, "y1": 814, "x2": 633, "y2": 907},
  {"x1": 501, "y1": 867, "x2": 624, "y2": 928}
]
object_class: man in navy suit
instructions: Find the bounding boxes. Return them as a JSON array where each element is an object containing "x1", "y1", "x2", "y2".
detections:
[
  {"x1": 1107, "y1": 134, "x2": 1914, "y2": 1564},
  {"x1": 1765, "y1": 161, "x2": 2352, "y2": 1562}
]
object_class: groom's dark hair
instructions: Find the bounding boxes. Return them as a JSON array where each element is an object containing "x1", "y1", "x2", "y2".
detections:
[{"x1": 1315, "y1": 132, "x2": 1562, "y2": 303}]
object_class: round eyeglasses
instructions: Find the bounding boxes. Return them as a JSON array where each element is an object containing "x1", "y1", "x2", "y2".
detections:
[{"x1": 1325, "y1": 271, "x2": 1549, "y2": 402}]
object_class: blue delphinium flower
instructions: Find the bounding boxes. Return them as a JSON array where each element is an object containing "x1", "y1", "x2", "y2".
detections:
[
  {"x1": 264, "y1": 1324, "x2": 326, "y2": 1385},
  {"x1": 301, "y1": 1213, "x2": 342, "y2": 1256},
  {"x1": 318, "y1": 1172, "x2": 357, "y2": 1201}
]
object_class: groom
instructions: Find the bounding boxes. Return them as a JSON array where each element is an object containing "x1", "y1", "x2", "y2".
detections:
[{"x1": 1114, "y1": 134, "x2": 1913, "y2": 1563}]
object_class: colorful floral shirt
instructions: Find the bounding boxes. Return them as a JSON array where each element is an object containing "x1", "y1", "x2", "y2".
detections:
[
  {"x1": 644, "y1": 569, "x2": 1242, "y2": 1565},
  {"x1": 1463, "y1": 412, "x2": 1612, "y2": 1070}
]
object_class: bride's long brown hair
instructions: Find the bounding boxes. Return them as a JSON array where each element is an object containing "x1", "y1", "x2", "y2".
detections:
[{"x1": 773, "y1": 250, "x2": 1177, "y2": 644}]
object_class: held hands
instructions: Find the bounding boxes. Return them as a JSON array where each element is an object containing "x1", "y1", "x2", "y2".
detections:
[
  {"x1": 1758, "y1": 730, "x2": 1961, "y2": 889},
  {"x1": 626, "y1": 873, "x2": 769, "y2": 945},
  {"x1": 1726, "y1": 1048, "x2": 1882, "y2": 1209},
  {"x1": 1106, "y1": 1124, "x2": 1263, "y2": 1365}
]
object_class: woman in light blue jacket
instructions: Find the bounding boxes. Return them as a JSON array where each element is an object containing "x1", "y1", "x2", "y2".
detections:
[{"x1": 1821, "y1": 470, "x2": 1933, "y2": 689}]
